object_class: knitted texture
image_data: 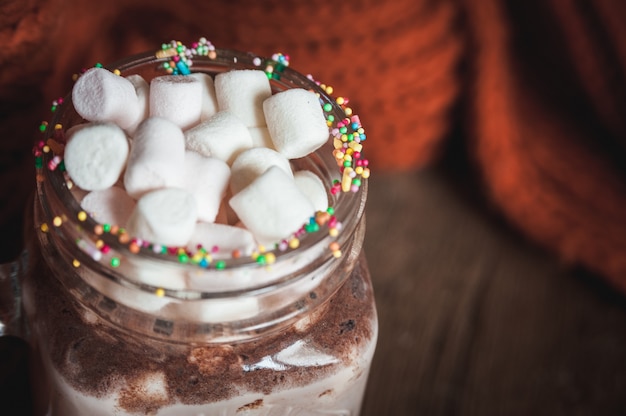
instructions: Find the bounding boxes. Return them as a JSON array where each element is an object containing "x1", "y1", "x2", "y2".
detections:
[
  {"x1": 0, "y1": 0, "x2": 65, "y2": 254},
  {"x1": 461, "y1": 0, "x2": 626, "y2": 292}
]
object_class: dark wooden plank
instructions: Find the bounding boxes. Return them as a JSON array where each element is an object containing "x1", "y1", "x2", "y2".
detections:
[{"x1": 361, "y1": 167, "x2": 626, "y2": 415}]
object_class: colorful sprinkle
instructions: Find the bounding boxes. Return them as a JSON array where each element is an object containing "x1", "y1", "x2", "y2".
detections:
[
  {"x1": 178, "y1": 252, "x2": 190, "y2": 264},
  {"x1": 156, "y1": 38, "x2": 216, "y2": 74},
  {"x1": 265, "y1": 252, "x2": 276, "y2": 265},
  {"x1": 129, "y1": 241, "x2": 141, "y2": 254},
  {"x1": 264, "y1": 53, "x2": 290, "y2": 79},
  {"x1": 329, "y1": 241, "x2": 342, "y2": 258},
  {"x1": 289, "y1": 238, "x2": 300, "y2": 249}
]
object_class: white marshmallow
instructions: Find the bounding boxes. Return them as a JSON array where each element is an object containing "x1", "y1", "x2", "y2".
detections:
[
  {"x1": 189, "y1": 72, "x2": 219, "y2": 121},
  {"x1": 63, "y1": 122, "x2": 129, "y2": 191},
  {"x1": 229, "y1": 166, "x2": 315, "y2": 245},
  {"x1": 72, "y1": 67, "x2": 141, "y2": 130},
  {"x1": 80, "y1": 186, "x2": 136, "y2": 227},
  {"x1": 214, "y1": 70, "x2": 271, "y2": 127},
  {"x1": 182, "y1": 151, "x2": 231, "y2": 222},
  {"x1": 124, "y1": 117, "x2": 186, "y2": 199},
  {"x1": 293, "y1": 170, "x2": 329, "y2": 212},
  {"x1": 187, "y1": 222, "x2": 256, "y2": 258},
  {"x1": 149, "y1": 75, "x2": 202, "y2": 130},
  {"x1": 263, "y1": 88, "x2": 329, "y2": 159},
  {"x1": 184, "y1": 111, "x2": 253, "y2": 165},
  {"x1": 124, "y1": 74, "x2": 150, "y2": 135},
  {"x1": 229, "y1": 147, "x2": 293, "y2": 194},
  {"x1": 126, "y1": 187, "x2": 198, "y2": 247},
  {"x1": 248, "y1": 126, "x2": 276, "y2": 149}
]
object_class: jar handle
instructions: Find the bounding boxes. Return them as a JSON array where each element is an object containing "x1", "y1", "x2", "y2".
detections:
[{"x1": 0, "y1": 249, "x2": 29, "y2": 338}]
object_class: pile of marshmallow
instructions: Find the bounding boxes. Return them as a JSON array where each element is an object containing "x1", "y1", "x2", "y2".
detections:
[{"x1": 64, "y1": 66, "x2": 332, "y2": 258}]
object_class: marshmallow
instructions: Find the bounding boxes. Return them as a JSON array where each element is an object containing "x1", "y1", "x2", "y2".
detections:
[
  {"x1": 263, "y1": 88, "x2": 329, "y2": 159},
  {"x1": 214, "y1": 70, "x2": 271, "y2": 127},
  {"x1": 124, "y1": 74, "x2": 150, "y2": 135},
  {"x1": 293, "y1": 170, "x2": 329, "y2": 212},
  {"x1": 72, "y1": 67, "x2": 141, "y2": 130},
  {"x1": 184, "y1": 111, "x2": 253, "y2": 164},
  {"x1": 248, "y1": 126, "x2": 276, "y2": 149},
  {"x1": 229, "y1": 147, "x2": 293, "y2": 194},
  {"x1": 124, "y1": 117, "x2": 186, "y2": 199},
  {"x1": 80, "y1": 186, "x2": 136, "y2": 227},
  {"x1": 63, "y1": 122, "x2": 129, "y2": 191},
  {"x1": 126, "y1": 187, "x2": 198, "y2": 247},
  {"x1": 149, "y1": 75, "x2": 202, "y2": 130},
  {"x1": 187, "y1": 222, "x2": 256, "y2": 258},
  {"x1": 182, "y1": 151, "x2": 231, "y2": 222},
  {"x1": 189, "y1": 72, "x2": 219, "y2": 121},
  {"x1": 229, "y1": 166, "x2": 315, "y2": 245}
]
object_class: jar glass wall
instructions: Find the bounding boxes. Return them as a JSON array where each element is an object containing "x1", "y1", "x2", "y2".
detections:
[{"x1": 22, "y1": 45, "x2": 377, "y2": 415}]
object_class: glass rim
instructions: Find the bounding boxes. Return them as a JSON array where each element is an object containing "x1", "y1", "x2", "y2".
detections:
[{"x1": 35, "y1": 46, "x2": 369, "y2": 298}]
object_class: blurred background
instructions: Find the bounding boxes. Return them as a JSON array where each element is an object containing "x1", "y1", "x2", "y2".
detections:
[{"x1": 2, "y1": 0, "x2": 626, "y2": 414}]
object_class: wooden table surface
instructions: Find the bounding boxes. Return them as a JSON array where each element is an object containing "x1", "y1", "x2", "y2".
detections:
[
  {"x1": 2, "y1": 153, "x2": 626, "y2": 415},
  {"x1": 361, "y1": 160, "x2": 626, "y2": 415}
]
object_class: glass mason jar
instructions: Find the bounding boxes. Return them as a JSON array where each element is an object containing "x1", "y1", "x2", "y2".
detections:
[{"x1": 22, "y1": 43, "x2": 377, "y2": 415}]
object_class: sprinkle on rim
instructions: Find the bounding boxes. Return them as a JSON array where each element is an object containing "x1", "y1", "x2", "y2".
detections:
[{"x1": 33, "y1": 37, "x2": 370, "y2": 270}]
